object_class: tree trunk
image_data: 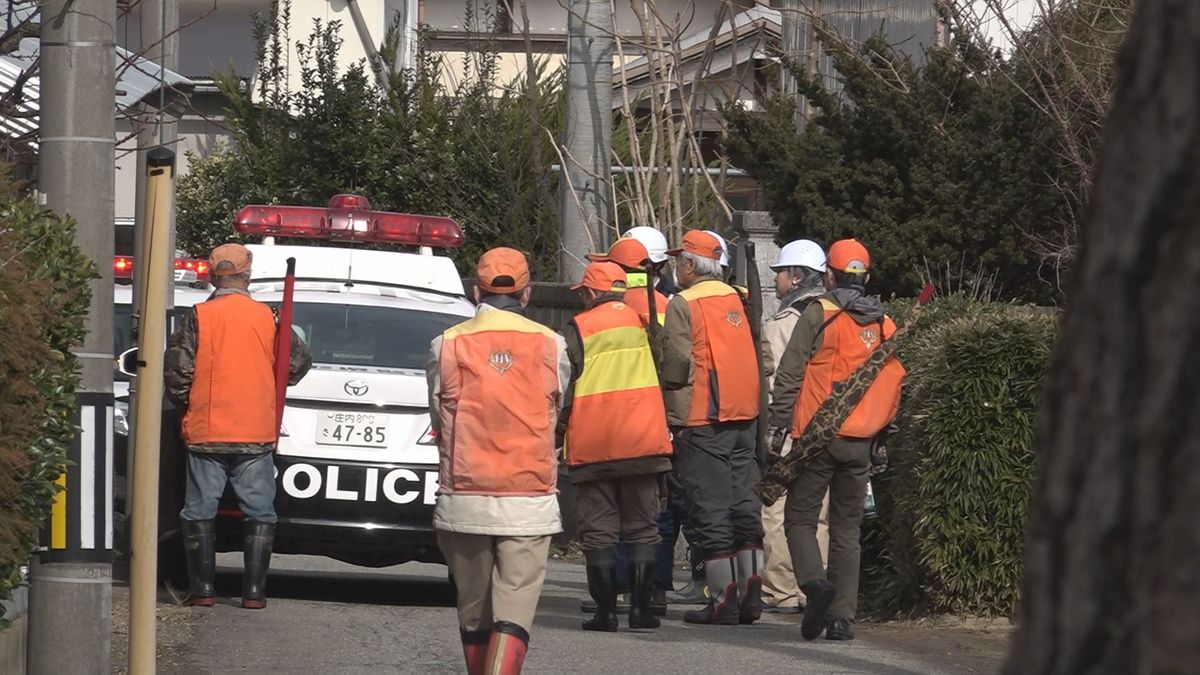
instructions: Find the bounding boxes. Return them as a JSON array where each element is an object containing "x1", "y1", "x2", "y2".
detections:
[{"x1": 1005, "y1": 2, "x2": 1200, "y2": 673}]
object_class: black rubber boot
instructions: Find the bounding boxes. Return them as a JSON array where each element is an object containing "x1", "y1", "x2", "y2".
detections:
[
  {"x1": 582, "y1": 548, "x2": 619, "y2": 632},
  {"x1": 181, "y1": 519, "x2": 216, "y2": 606},
  {"x1": 241, "y1": 520, "x2": 275, "y2": 609},
  {"x1": 628, "y1": 544, "x2": 660, "y2": 630},
  {"x1": 683, "y1": 554, "x2": 739, "y2": 625}
]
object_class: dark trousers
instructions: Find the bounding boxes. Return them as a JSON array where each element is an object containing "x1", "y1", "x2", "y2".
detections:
[
  {"x1": 575, "y1": 474, "x2": 662, "y2": 552},
  {"x1": 654, "y1": 470, "x2": 695, "y2": 590},
  {"x1": 673, "y1": 420, "x2": 764, "y2": 559},
  {"x1": 784, "y1": 437, "x2": 871, "y2": 621}
]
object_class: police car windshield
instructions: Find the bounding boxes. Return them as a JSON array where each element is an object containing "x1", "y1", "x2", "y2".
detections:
[{"x1": 290, "y1": 303, "x2": 465, "y2": 370}]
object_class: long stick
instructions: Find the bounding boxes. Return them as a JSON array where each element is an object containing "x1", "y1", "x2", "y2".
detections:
[{"x1": 273, "y1": 257, "x2": 296, "y2": 438}]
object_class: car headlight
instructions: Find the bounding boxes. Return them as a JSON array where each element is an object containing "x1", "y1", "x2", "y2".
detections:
[{"x1": 114, "y1": 400, "x2": 130, "y2": 437}]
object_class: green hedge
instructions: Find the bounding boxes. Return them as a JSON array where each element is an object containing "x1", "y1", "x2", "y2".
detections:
[
  {"x1": 861, "y1": 297, "x2": 1057, "y2": 617},
  {"x1": 0, "y1": 193, "x2": 95, "y2": 623}
]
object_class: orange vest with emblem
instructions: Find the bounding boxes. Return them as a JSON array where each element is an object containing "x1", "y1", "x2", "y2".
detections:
[
  {"x1": 678, "y1": 279, "x2": 761, "y2": 427},
  {"x1": 791, "y1": 298, "x2": 906, "y2": 440},
  {"x1": 623, "y1": 286, "x2": 670, "y2": 326},
  {"x1": 437, "y1": 308, "x2": 560, "y2": 496},
  {"x1": 565, "y1": 300, "x2": 672, "y2": 467},
  {"x1": 182, "y1": 293, "x2": 278, "y2": 444}
]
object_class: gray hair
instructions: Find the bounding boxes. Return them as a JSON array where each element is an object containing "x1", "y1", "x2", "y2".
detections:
[
  {"x1": 213, "y1": 271, "x2": 251, "y2": 288},
  {"x1": 680, "y1": 251, "x2": 724, "y2": 279}
]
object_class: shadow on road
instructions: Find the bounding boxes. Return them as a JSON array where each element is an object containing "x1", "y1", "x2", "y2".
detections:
[{"x1": 210, "y1": 568, "x2": 456, "y2": 608}]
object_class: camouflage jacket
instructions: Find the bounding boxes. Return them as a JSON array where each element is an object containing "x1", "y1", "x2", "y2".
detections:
[{"x1": 165, "y1": 287, "x2": 313, "y2": 454}]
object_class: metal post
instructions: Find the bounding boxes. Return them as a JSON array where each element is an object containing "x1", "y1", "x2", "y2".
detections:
[
  {"x1": 28, "y1": 0, "x2": 117, "y2": 672},
  {"x1": 128, "y1": 148, "x2": 176, "y2": 675},
  {"x1": 559, "y1": 0, "x2": 613, "y2": 281}
]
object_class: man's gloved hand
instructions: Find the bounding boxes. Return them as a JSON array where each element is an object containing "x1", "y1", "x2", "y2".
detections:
[
  {"x1": 766, "y1": 427, "x2": 788, "y2": 466},
  {"x1": 869, "y1": 438, "x2": 888, "y2": 476}
]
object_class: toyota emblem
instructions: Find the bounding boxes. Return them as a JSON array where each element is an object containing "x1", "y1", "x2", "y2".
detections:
[{"x1": 344, "y1": 379, "x2": 369, "y2": 397}]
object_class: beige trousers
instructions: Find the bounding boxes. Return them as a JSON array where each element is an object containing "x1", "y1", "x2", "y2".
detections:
[
  {"x1": 762, "y1": 437, "x2": 830, "y2": 608},
  {"x1": 438, "y1": 531, "x2": 552, "y2": 632}
]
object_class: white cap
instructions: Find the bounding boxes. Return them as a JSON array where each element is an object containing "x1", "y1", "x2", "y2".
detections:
[
  {"x1": 622, "y1": 226, "x2": 669, "y2": 264},
  {"x1": 704, "y1": 230, "x2": 730, "y2": 267},
  {"x1": 772, "y1": 239, "x2": 827, "y2": 272}
]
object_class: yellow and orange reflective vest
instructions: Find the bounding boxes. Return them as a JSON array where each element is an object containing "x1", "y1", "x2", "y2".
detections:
[
  {"x1": 678, "y1": 280, "x2": 760, "y2": 427},
  {"x1": 791, "y1": 298, "x2": 906, "y2": 440},
  {"x1": 436, "y1": 309, "x2": 560, "y2": 497},
  {"x1": 564, "y1": 300, "x2": 671, "y2": 467},
  {"x1": 182, "y1": 293, "x2": 278, "y2": 445}
]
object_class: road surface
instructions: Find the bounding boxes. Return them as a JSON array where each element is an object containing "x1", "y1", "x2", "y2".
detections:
[{"x1": 112, "y1": 553, "x2": 1008, "y2": 673}]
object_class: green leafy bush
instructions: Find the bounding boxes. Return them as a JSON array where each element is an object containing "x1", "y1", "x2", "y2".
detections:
[
  {"x1": 862, "y1": 298, "x2": 1057, "y2": 617},
  {"x1": 0, "y1": 193, "x2": 96, "y2": 621}
]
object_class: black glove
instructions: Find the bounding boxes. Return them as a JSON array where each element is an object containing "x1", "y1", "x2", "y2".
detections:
[
  {"x1": 766, "y1": 427, "x2": 788, "y2": 466},
  {"x1": 869, "y1": 431, "x2": 889, "y2": 476}
]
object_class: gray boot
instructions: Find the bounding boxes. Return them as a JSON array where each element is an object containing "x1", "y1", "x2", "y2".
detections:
[
  {"x1": 735, "y1": 546, "x2": 766, "y2": 624},
  {"x1": 683, "y1": 554, "x2": 739, "y2": 625},
  {"x1": 241, "y1": 521, "x2": 274, "y2": 609}
]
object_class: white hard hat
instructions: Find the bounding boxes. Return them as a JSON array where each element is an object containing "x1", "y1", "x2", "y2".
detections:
[
  {"x1": 704, "y1": 230, "x2": 730, "y2": 267},
  {"x1": 622, "y1": 226, "x2": 669, "y2": 264},
  {"x1": 772, "y1": 239, "x2": 827, "y2": 272}
]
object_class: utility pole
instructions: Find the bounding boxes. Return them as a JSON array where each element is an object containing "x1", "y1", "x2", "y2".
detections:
[
  {"x1": 559, "y1": 0, "x2": 613, "y2": 281},
  {"x1": 28, "y1": 0, "x2": 117, "y2": 672}
]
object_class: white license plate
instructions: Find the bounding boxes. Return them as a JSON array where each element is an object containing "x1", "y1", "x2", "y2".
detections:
[{"x1": 316, "y1": 411, "x2": 390, "y2": 448}]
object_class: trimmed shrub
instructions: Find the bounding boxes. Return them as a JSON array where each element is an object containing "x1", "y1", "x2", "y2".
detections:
[
  {"x1": 862, "y1": 298, "x2": 1057, "y2": 617},
  {"x1": 0, "y1": 193, "x2": 95, "y2": 622}
]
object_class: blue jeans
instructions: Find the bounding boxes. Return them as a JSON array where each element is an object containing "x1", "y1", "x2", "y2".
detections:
[{"x1": 181, "y1": 451, "x2": 277, "y2": 523}]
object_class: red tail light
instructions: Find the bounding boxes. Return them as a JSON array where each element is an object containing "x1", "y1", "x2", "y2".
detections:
[
  {"x1": 114, "y1": 256, "x2": 134, "y2": 278},
  {"x1": 174, "y1": 258, "x2": 210, "y2": 281},
  {"x1": 233, "y1": 194, "x2": 465, "y2": 248}
]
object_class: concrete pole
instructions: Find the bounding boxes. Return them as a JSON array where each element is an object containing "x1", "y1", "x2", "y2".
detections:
[
  {"x1": 559, "y1": 0, "x2": 613, "y2": 282},
  {"x1": 28, "y1": 0, "x2": 117, "y2": 672},
  {"x1": 778, "y1": 0, "x2": 803, "y2": 129}
]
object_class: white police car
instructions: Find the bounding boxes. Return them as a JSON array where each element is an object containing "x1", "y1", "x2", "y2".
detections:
[{"x1": 117, "y1": 196, "x2": 474, "y2": 571}]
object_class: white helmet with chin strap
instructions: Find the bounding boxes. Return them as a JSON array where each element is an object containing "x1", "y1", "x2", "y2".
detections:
[
  {"x1": 622, "y1": 226, "x2": 669, "y2": 264},
  {"x1": 704, "y1": 230, "x2": 730, "y2": 268},
  {"x1": 772, "y1": 239, "x2": 827, "y2": 273}
]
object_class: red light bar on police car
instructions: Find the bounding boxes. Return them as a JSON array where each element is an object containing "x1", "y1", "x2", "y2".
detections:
[
  {"x1": 175, "y1": 258, "x2": 210, "y2": 281},
  {"x1": 233, "y1": 194, "x2": 465, "y2": 248}
]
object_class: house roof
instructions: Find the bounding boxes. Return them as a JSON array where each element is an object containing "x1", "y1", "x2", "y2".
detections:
[
  {"x1": 0, "y1": 37, "x2": 194, "y2": 148},
  {"x1": 613, "y1": 5, "x2": 781, "y2": 96}
]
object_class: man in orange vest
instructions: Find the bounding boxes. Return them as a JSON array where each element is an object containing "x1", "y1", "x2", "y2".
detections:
[
  {"x1": 587, "y1": 238, "x2": 670, "y2": 327},
  {"x1": 165, "y1": 243, "x2": 312, "y2": 609},
  {"x1": 661, "y1": 230, "x2": 765, "y2": 626},
  {"x1": 559, "y1": 261, "x2": 673, "y2": 632},
  {"x1": 426, "y1": 247, "x2": 569, "y2": 675},
  {"x1": 768, "y1": 239, "x2": 906, "y2": 642}
]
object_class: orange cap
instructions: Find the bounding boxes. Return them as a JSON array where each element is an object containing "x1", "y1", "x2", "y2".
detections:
[
  {"x1": 476, "y1": 247, "x2": 530, "y2": 294},
  {"x1": 586, "y1": 238, "x2": 650, "y2": 269},
  {"x1": 209, "y1": 243, "x2": 253, "y2": 276},
  {"x1": 572, "y1": 261, "x2": 628, "y2": 293},
  {"x1": 827, "y1": 239, "x2": 870, "y2": 274},
  {"x1": 666, "y1": 230, "x2": 723, "y2": 260}
]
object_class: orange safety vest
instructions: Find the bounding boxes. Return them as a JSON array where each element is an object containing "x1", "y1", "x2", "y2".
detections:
[
  {"x1": 678, "y1": 279, "x2": 760, "y2": 427},
  {"x1": 564, "y1": 300, "x2": 672, "y2": 467},
  {"x1": 791, "y1": 298, "x2": 906, "y2": 440},
  {"x1": 623, "y1": 285, "x2": 670, "y2": 326},
  {"x1": 436, "y1": 309, "x2": 560, "y2": 497},
  {"x1": 182, "y1": 293, "x2": 278, "y2": 445}
]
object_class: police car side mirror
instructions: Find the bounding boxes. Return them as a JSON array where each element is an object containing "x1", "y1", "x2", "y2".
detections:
[{"x1": 117, "y1": 347, "x2": 139, "y2": 377}]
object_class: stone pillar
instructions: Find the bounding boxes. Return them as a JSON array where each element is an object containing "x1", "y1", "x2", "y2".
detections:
[{"x1": 732, "y1": 211, "x2": 782, "y2": 318}]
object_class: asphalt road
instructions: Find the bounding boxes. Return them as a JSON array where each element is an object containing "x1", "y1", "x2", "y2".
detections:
[{"x1": 143, "y1": 553, "x2": 1006, "y2": 674}]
